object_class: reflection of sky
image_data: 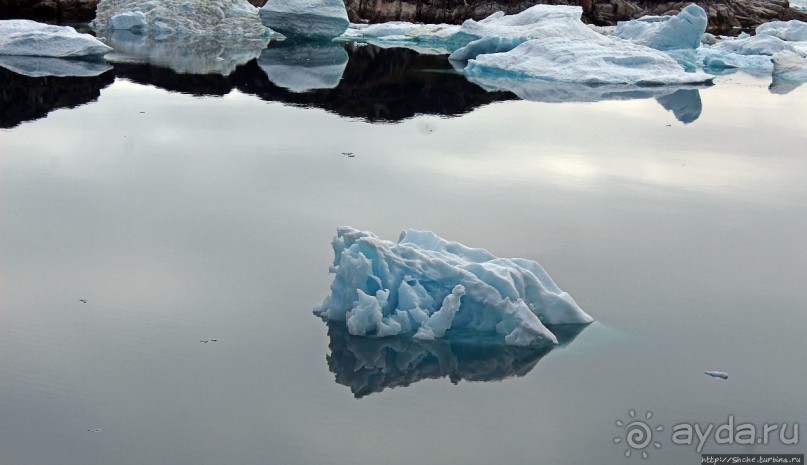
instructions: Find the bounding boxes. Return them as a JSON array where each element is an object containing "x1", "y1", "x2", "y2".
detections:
[{"x1": 1, "y1": 72, "x2": 806, "y2": 465}]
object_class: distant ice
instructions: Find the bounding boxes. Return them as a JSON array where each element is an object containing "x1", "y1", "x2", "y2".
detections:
[
  {"x1": 93, "y1": 0, "x2": 268, "y2": 39},
  {"x1": 613, "y1": 4, "x2": 707, "y2": 51},
  {"x1": 791, "y1": 0, "x2": 807, "y2": 13},
  {"x1": 0, "y1": 20, "x2": 111, "y2": 58},
  {"x1": 699, "y1": 32, "x2": 807, "y2": 71},
  {"x1": 0, "y1": 55, "x2": 111, "y2": 77},
  {"x1": 316, "y1": 227, "x2": 593, "y2": 346},
  {"x1": 258, "y1": 42, "x2": 348, "y2": 92},
  {"x1": 705, "y1": 371, "x2": 728, "y2": 379},
  {"x1": 102, "y1": 30, "x2": 267, "y2": 76},
  {"x1": 259, "y1": 0, "x2": 348, "y2": 40},
  {"x1": 756, "y1": 20, "x2": 807, "y2": 42}
]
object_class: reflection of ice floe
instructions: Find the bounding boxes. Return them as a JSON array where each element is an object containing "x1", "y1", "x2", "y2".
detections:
[
  {"x1": 0, "y1": 20, "x2": 111, "y2": 58},
  {"x1": 465, "y1": 76, "x2": 705, "y2": 123},
  {"x1": 258, "y1": 41, "x2": 348, "y2": 92},
  {"x1": 93, "y1": 0, "x2": 267, "y2": 39},
  {"x1": 325, "y1": 322, "x2": 588, "y2": 398},
  {"x1": 0, "y1": 55, "x2": 112, "y2": 77},
  {"x1": 316, "y1": 227, "x2": 592, "y2": 347},
  {"x1": 103, "y1": 30, "x2": 268, "y2": 76},
  {"x1": 259, "y1": 0, "x2": 348, "y2": 40}
]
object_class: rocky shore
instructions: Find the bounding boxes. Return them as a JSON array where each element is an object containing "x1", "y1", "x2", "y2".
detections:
[{"x1": 1, "y1": 0, "x2": 806, "y2": 33}]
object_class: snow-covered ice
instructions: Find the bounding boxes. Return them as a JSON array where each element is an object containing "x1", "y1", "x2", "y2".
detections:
[
  {"x1": 315, "y1": 227, "x2": 593, "y2": 346},
  {"x1": 0, "y1": 56, "x2": 112, "y2": 77},
  {"x1": 102, "y1": 30, "x2": 268, "y2": 76},
  {"x1": 260, "y1": 0, "x2": 348, "y2": 40},
  {"x1": 0, "y1": 20, "x2": 111, "y2": 57},
  {"x1": 258, "y1": 42, "x2": 348, "y2": 92},
  {"x1": 613, "y1": 4, "x2": 707, "y2": 51},
  {"x1": 93, "y1": 0, "x2": 267, "y2": 39}
]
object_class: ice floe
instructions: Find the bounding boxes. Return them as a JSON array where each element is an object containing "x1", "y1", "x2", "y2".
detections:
[
  {"x1": 756, "y1": 20, "x2": 807, "y2": 42},
  {"x1": 315, "y1": 227, "x2": 593, "y2": 346},
  {"x1": 613, "y1": 4, "x2": 707, "y2": 51},
  {"x1": 258, "y1": 42, "x2": 348, "y2": 92},
  {"x1": 0, "y1": 20, "x2": 111, "y2": 58},
  {"x1": 260, "y1": 0, "x2": 349, "y2": 40},
  {"x1": 93, "y1": 0, "x2": 268, "y2": 39},
  {"x1": 772, "y1": 50, "x2": 807, "y2": 81}
]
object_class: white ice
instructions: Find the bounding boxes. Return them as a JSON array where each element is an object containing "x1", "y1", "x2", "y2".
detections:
[
  {"x1": 699, "y1": 32, "x2": 807, "y2": 71},
  {"x1": 772, "y1": 50, "x2": 807, "y2": 81},
  {"x1": 0, "y1": 20, "x2": 111, "y2": 58},
  {"x1": 93, "y1": 0, "x2": 268, "y2": 39},
  {"x1": 258, "y1": 42, "x2": 348, "y2": 92},
  {"x1": 316, "y1": 227, "x2": 592, "y2": 346},
  {"x1": 756, "y1": 20, "x2": 807, "y2": 42},
  {"x1": 259, "y1": 0, "x2": 348, "y2": 40},
  {"x1": 789, "y1": 0, "x2": 807, "y2": 13},
  {"x1": 613, "y1": 4, "x2": 707, "y2": 51}
]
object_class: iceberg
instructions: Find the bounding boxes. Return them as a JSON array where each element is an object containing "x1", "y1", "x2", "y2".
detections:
[
  {"x1": 792, "y1": 0, "x2": 807, "y2": 13},
  {"x1": 613, "y1": 4, "x2": 707, "y2": 51},
  {"x1": 699, "y1": 34, "x2": 806, "y2": 70},
  {"x1": 0, "y1": 55, "x2": 111, "y2": 77},
  {"x1": 102, "y1": 30, "x2": 267, "y2": 76},
  {"x1": 315, "y1": 227, "x2": 593, "y2": 346},
  {"x1": 258, "y1": 42, "x2": 348, "y2": 92},
  {"x1": 259, "y1": 0, "x2": 349, "y2": 40},
  {"x1": 756, "y1": 20, "x2": 807, "y2": 42},
  {"x1": 711, "y1": 34, "x2": 801, "y2": 56},
  {"x1": 93, "y1": 0, "x2": 268, "y2": 39},
  {"x1": 325, "y1": 321, "x2": 587, "y2": 397},
  {"x1": 340, "y1": 22, "x2": 465, "y2": 54},
  {"x1": 772, "y1": 50, "x2": 807, "y2": 81},
  {"x1": 0, "y1": 20, "x2": 111, "y2": 57},
  {"x1": 463, "y1": 37, "x2": 713, "y2": 85}
]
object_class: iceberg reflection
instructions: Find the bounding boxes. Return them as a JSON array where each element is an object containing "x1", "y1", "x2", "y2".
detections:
[
  {"x1": 103, "y1": 30, "x2": 269, "y2": 76},
  {"x1": 258, "y1": 41, "x2": 348, "y2": 93},
  {"x1": 325, "y1": 322, "x2": 588, "y2": 398},
  {"x1": 0, "y1": 55, "x2": 112, "y2": 78}
]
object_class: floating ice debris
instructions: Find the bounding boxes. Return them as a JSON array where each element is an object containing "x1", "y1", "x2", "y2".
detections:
[
  {"x1": 0, "y1": 20, "x2": 112, "y2": 58},
  {"x1": 613, "y1": 4, "x2": 707, "y2": 51},
  {"x1": 772, "y1": 50, "x2": 807, "y2": 81},
  {"x1": 463, "y1": 37, "x2": 713, "y2": 85},
  {"x1": 259, "y1": 0, "x2": 349, "y2": 40},
  {"x1": 102, "y1": 30, "x2": 268, "y2": 76},
  {"x1": 93, "y1": 0, "x2": 268, "y2": 39},
  {"x1": 756, "y1": 20, "x2": 807, "y2": 42},
  {"x1": 315, "y1": 227, "x2": 593, "y2": 346},
  {"x1": 258, "y1": 42, "x2": 348, "y2": 92},
  {"x1": 79, "y1": 299, "x2": 87, "y2": 303},
  {"x1": 705, "y1": 371, "x2": 728, "y2": 379}
]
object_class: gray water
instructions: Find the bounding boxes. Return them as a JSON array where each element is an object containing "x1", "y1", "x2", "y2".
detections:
[{"x1": 1, "y1": 63, "x2": 806, "y2": 464}]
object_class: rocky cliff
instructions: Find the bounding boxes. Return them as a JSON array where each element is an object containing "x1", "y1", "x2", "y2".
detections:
[{"x1": 1, "y1": 0, "x2": 806, "y2": 34}]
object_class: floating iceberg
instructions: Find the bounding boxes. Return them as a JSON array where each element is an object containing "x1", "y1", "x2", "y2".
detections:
[
  {"x1": 0, "y1": 55, "x2": 112, "y2": 77},
  {"x1": 699, "y1": 33, "x2": 806, "y2": 70},
  {"x1": 258, "y1": 42, "x2": 348, "y2": 92},
  {"x1": 463, "y1": 37, "x2": 713, "y2": 85},
  {"x1": 0, "y1": 20, "x2": 111, "y2": 57},
  {"x1": 325, "y1": 321, "x2": 587, "y2": 397},
  {"x1": 315, "y1": 227, "x2": 593, "y2": 346},
  {"x1": 102, "y1": 30, "x2": 267, "y2": 76},
  {"x1": 757, "y1": 20, "x2": 807, "y2": 42},
  {"x1": 93, "y1": 0, "x2": 267, "y2": 39},
  {"x1": 772, "y1": 50, "x2": 807, "y2": 81},
  {"x1": 613, "y1": 4, "x2": 707, "y2": 51},
  {"x1": 712, "y1": 34, "x2": 801, "y2": 56},
  {"x1": 340, "y1": 22, "x2": 465, "y2": 54},
  {"x1": 259, "y1": 0, "x2": 349, "y2": 40}
]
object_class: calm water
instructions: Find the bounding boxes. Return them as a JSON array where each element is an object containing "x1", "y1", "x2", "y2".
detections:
[{"x1": 1, "y1": 43, "x2": 806, "y2": 465}]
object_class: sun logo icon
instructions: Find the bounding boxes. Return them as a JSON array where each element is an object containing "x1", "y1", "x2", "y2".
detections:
[{"x1": 614, "y1": 410, "x2": 663, "y2": 459}]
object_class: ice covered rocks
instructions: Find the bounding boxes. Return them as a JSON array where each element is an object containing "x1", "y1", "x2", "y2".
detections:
[
  {"x1": 259, "y1": 0, "x2": 349, "y2": 40},
  {"x1": 93, "y1": 0, "x2": 268, "y2": 39},
  {"x1": 315, "y1": 227, "x2": 593, "y2": 346},
  {"x1": 0, "y1": 20, "x2": 111, "y2": 57},
  {"x1": 613, "y1": 4, "x2": 707, "y2": 51}
]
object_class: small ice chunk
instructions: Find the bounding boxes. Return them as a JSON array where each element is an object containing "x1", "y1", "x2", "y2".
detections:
[
  {"x1": 772, "y1": 50, "x2": 807, "y2": 81},
  {"x1": 701, "y1": 32, "x2": 717, "y2": 45},
  {"x1": 705, "y1": 371, "x2": 728, "y2": 379},
  {"x1": 613, "y1": 4, "x2": 707, "y2": 51},
  {"x1": 316, "y1": 227, "x2": 593, "y2": 346},
  {"x1": 0, "y1": 20, "x2": 111, "y2": 57},
  {"x1": 259, "y1": 0, "x2": 348, "y2": 40}
]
